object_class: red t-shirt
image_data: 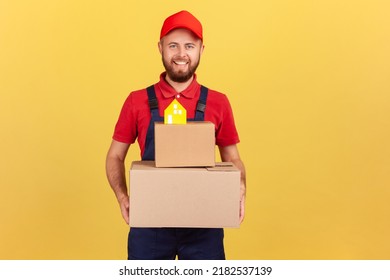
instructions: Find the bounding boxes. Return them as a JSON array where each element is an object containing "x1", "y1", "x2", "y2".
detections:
[{"x1": 113, "y1": 73, "x2": 240, "y2": 157}]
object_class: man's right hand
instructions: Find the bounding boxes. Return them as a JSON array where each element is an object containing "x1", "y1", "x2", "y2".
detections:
[{"x1": 119, "y1": 195, "x2": 130, "y2": 224}]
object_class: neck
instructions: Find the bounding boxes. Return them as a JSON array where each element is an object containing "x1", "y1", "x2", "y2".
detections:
[{"x1": 165, "y1": 75, "x2": 194, "y2": 93}]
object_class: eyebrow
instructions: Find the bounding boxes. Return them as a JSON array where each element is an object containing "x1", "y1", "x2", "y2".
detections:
[{"x1": 166, "y1": 41, "x2": 197, "y2": 45}]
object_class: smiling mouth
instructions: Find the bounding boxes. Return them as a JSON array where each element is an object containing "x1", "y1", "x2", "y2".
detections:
[{"x1": 173, "y1": 60, "x2": 188, "y2": 65}]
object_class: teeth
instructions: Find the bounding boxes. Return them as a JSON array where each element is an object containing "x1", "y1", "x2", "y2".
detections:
[{"x1": 174, "y1": 61, "x2": 187, "y2": 65}]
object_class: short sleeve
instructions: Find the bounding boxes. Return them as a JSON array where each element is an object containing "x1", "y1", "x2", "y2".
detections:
[
  {"x1": 215, "y1": 94, "x2": 240, "y2": 147},
  {"x1": 112, "y1": 93, "x2": 138, "y2": 144}
]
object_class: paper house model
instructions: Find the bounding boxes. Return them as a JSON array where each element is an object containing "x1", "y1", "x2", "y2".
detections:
[{"x1": 164, "y1": 99, "x2": 187, "y2": 124}]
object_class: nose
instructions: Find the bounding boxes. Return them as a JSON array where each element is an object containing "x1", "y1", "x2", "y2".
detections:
[{"x1": 177, "y1": 45, "x2": 187, "y2": 57}]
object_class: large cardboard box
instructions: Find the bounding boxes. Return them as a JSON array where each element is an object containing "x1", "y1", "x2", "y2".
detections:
[
  {"x1": 155, "y1": 122, "x2": 215, "y2": 167},
  {"x1": 129, "y1": 161, "x2": 240, "y2": 228}
]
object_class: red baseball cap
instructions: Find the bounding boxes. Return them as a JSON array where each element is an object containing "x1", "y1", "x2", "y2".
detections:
[{"x1": 160, "y1": 10, "x2": 203, "y2": 40}]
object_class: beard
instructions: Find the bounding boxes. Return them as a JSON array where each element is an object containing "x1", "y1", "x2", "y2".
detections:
[{"x1": 162, "y1": 53, "x2": 201, "y2": 83}]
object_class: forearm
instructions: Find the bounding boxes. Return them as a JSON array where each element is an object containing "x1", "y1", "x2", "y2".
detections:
[
  {"x1": 218, "y1": 145, "x2": 246, "y2": 190},
  {"x1": 230, "y1": 158, "x2": 246, "y2": 188},
  {"x1": 106, "y1": 156, "x2": 128, "y2": 202},
  {"x1": 218, "y1": 144, "x2": 246, "y2": 222}
]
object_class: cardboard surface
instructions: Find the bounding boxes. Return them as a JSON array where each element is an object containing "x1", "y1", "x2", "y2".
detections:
[
  {"x1": 129, "y1": 161, "x2": 240, "y2": 228},
  {"x1": 155, "y1": 121, "x2": 215, "y2": 167}
]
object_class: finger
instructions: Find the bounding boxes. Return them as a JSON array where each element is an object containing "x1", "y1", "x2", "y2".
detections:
[
  {"x1": 239, "y1": 200, "x2": 245, "y2": 223},
  {"x1": 122, "y1": 209, "x2": 129, "y2": 225},
  {"x1": 121, "y1": 204, "x2": 130, "y2": 225}
]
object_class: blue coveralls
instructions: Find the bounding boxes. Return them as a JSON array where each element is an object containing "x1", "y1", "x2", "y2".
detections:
[{"x1": 127, "y1": 85, "x2": 225, "y2": 260}]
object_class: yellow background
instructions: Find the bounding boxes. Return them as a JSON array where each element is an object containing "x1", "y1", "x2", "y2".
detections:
[{"x1": 1, "y1": 0, "x2": 389, "y2": 259}]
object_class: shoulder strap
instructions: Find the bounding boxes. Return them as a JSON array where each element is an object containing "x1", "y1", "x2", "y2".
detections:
[
  {"x1": 146, "y1": 85, "x2": 158, "y2": 110},
  {"x1": 146, "y1": 85, "x2": 160, "y2": 119},
  {"x1": 194, "y1": 85, "x2": 208, "y2": 121}
]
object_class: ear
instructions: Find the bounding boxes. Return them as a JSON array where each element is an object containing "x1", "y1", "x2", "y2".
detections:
[
  {"x1": 158, "y1": 40, "x2": 163, "y2": 55},
  {"x1": 200, "y1": 44, "x2": 205, "y2": 56}
]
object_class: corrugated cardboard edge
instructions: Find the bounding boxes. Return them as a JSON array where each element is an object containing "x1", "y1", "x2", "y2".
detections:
[
  {"x1": 131, "y1": 161, "x2": 239, "y2": 171},
  {"x1": 206, "y1": 162, "x2": 239, "y2": 172},
  {"x1": 130, "y1": 223, "x2": 240, "y2": 228}
]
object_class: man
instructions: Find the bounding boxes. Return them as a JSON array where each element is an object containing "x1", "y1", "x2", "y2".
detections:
[{"x1": 106, "y1": 10, "x2": 246, "y2": 260}]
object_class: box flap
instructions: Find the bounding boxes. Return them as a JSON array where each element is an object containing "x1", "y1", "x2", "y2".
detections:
[
  {"x1": 155, "y1": 121, "x2": 214, "y2": 127},
  {"x1": 132, "y1": 161, "x2": 209, "y2": 171},
  {"x1": 131, "y1": 161, "x2": 156, "y2": 170},
  {"x1": 131, "y1": 161, "x2": 239, "y2": 172},
  {"x1": 206, "y1": 162, "x2": 238, "y2": 172}
]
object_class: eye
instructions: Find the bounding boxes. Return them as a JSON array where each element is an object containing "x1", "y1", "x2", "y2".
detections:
[
  {"x1": 185, "y1": 44, "x2": 195, "y2": 50},
  {"x1": 168, "y1": 44, "x2": 177, "y2": 49}
]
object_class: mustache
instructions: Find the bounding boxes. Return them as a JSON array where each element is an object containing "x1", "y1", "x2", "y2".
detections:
[{"x1": 172, "y1": 56, "x2": 189, "y2": 62}]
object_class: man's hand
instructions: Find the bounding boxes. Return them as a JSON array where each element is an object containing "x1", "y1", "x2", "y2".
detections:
[
  {"x1": 118, "y1": 195, "x2": 130, "y2": 224},
  {"x1": 239, "y1": 182, "x2": 246, "y2": 223}
]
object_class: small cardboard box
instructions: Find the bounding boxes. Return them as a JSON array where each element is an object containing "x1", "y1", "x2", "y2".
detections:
[
  {"x1": 129, "y1": 161, "x2": 240, "y2": 228},
  {"x1": 155, "y1": 121, "x2": 215, "y2": 167}
]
